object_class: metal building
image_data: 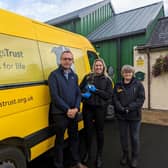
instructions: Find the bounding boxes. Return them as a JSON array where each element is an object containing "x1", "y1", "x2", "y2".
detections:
[
  {"x1": 46, "y1": 0, "x2": 164, "y2": 81},
  {"x1": 134, "y1": 17, "x2": 168, "y2": 110},
  {"x1": 46, "y1": 0, "x2": 114, "y2": 36}
]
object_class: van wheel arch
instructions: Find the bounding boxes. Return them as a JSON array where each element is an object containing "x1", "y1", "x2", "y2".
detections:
[
  {"x1": 0, "y1": 145, "x2": 27, "y2": 168},
  {"x1": 0, "y1": 137, "x2": 30, "y2": 161}
]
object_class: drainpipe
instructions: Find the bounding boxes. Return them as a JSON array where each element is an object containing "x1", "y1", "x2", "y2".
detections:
[
  {"x1": 117, "y1": 38, "x2": 121, "y2": 81},
  {"x1": 146, "y1": 48, "x2": 151, "y2": 110}
]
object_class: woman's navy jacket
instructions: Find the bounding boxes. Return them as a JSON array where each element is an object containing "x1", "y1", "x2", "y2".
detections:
[{"x1": 113, "y1": 78, "x2": 145, "y2": 120}]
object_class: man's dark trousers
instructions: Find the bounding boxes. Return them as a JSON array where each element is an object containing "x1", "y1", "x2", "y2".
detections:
[{"x1": 52, "y1": 114, "x2": 80, "y2": 168}]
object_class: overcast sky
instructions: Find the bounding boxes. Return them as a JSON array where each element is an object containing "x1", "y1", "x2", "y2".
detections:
[{"x1": 0, "y1": 0, "x2": 168, "y2": 22}]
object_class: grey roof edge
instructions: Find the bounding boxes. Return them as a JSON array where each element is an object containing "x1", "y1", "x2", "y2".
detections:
[
  {"x1": 45, "y1": 12, "x2": 79, "y2": 25},
  {"x1": 88, "y1": 29, "x2": 146, "y2": 43},
  {"x1": 45, "y1": 0, "x2": 114, "y2": 25},
  {"x1": 137, "y1": 43, "x2": 168, "y2": 50},
  {"x1": 158, "y1": 16, "x2": 168, "y2": 21},
  {"x1": 136, "y1": 16, "x2": 168, "y2": 50}
]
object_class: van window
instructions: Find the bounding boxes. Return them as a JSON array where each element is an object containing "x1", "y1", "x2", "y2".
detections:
[
  {"x1": 87, "y1": 51, "x2": 98, "y2": 68},
  {"x1": 38, "y1": 42, "x2": 87, "y2": 82},
  {"x1": 0, "y1": 33, "x2": 44, "y2": 86}
]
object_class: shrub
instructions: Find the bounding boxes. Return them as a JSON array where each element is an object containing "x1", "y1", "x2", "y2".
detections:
[
  {"x1": 162, "y1": 56, "x2": 168, "y2": 72},
  {"x1": 152, "y1": 55, "x2": 168, "y2": 77},
  {"x1": 152, "y1": 56, "x2": 163, "y2": 77}
]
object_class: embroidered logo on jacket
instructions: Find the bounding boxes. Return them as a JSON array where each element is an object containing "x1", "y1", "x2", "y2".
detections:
[{"x1": 117, "y1": 88, "x2": 123, "y2": 93}]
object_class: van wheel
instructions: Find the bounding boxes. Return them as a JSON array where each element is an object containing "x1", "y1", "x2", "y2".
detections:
[{"x1": 0, "y1": 146, "x2": 26, "y2": 168}]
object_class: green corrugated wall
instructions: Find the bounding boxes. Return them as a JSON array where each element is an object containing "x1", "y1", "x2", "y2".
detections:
[
  {"x1": 93, "y1": 34, "x2": 145, "y2": 82},
  {"x1": 57, "y1": 3, "x2": 113, "y2": 36},
  {"x1": 93, "y1": 7, "x2": 164, "y2": 82},
  {"x1": 54, "y1": 4, "x2": 164, "y2": 82},
  {"x1": 81, "y1": 4, "x2": 113, "y2": 36},
  {"x1": 94, "y1": 40, "x2": 118, "y2": 80}
]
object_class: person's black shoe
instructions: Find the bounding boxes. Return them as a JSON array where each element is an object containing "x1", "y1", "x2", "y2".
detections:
[
  {"x1": 120, "y1": 154, "x2": 129, "y2": 166},
  {"x1": 130, "y1": 158, "x2": 137, "y2": 168},
  {"x1": 95, "y1": 156, "x2": 103, "y2": 168}
]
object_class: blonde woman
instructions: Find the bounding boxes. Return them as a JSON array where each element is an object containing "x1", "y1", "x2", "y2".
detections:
[
  {"x1": 80, "y1": 58, "x2": 113, "y2": 168},
  {"x1": 113, "y1": 65, "x2": 145, "y2": 168}
]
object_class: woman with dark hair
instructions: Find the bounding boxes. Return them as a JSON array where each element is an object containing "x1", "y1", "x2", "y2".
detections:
[
  {"x1": 113, "y1": 65, "x2": 145, "y2": 168},
  {"x1": 80, "y1": 58, "x2": 113, "y2": 168}
]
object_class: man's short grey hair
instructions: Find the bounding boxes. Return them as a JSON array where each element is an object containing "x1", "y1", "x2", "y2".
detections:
[
  {"x1": 51, "y1": 46, "x2": 72, "y2": 65},
  {"x1": 121, "y1": 65, "x2": 135, "y2": 74}
]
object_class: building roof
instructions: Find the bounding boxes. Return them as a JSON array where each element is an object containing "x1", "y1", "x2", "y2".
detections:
[
  {"x1": 88, "y1": 2, "x2": 163, "y2": 42},
  {"x1": 138, "y1": 17, "x2": 168, "y2": 49},
  {"x1": 46, "y1": 0, "x2": 114, "y2": 25}
]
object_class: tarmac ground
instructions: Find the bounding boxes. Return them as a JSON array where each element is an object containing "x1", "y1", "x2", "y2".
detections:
[{"x1": 28, "y1": 114, "x2": 168, "y2": 168}]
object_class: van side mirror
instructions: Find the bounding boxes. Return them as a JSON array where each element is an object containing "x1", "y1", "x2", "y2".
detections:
[{"x1": 107, "y1": 66, "x2": 114, "y2": 77}]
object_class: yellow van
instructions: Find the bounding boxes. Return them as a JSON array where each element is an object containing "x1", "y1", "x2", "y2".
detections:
[{"x1": 0, "y1": 8, "x2": 98, "y2": 168}]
